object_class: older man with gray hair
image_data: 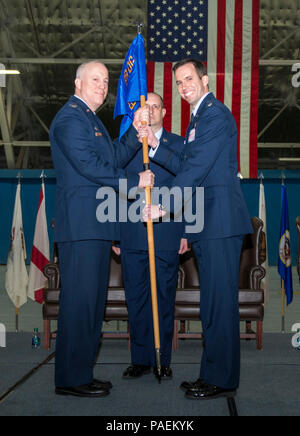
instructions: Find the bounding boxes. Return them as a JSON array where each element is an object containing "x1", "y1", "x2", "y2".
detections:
[{"x1": 50, "y1": 61, "x2": 153, "y2": 398}]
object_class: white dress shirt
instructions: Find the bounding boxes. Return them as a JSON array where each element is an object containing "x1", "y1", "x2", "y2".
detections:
[{"x1": 148, "y1": 127, "x2": 163, "y2": 158}]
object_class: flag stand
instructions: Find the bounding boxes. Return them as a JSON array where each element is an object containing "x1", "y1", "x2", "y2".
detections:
[{"x1": 140, "y1": 94, "x2": 162, "y2": 384}]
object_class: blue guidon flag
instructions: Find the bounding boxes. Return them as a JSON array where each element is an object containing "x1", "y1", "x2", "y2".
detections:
[
  {"x1": 114, "y1": 33, "x2": 147, "y2": 140},
  {"x1": 278, "y1": 184, "x2": 293, "y2": 305}
]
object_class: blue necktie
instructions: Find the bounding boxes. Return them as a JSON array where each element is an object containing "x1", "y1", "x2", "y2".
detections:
[{"x1": 186, "y1": 114, "x2": 195, "y2": 141}]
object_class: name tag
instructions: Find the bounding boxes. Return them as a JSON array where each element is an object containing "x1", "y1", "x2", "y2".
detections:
[{"x1": 188, "y1": 128, "x2": 195, "y2": 143}]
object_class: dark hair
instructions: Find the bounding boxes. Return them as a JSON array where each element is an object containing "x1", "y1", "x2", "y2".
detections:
[{"x1": 173, "y1": 59, "x2": 207, "y2": 79}]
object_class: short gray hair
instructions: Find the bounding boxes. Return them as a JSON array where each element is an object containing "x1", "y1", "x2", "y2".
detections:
[{"x1": 75, "y1": 60, "x2": 106, "y2": 79}]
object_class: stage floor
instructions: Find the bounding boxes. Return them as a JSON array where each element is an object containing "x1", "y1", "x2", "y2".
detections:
[{"x1": 0, "y1": 333, "x2": 299, "y2": 416}]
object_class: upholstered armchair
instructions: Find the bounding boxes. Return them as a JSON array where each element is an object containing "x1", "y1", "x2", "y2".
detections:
[
  {"x1": 173, "y1": 217, "x2": 266, "y2": 350},
  {"x1": 42, "y1": 248, "x2": 130, "y2": 349},
  {"x1": 43, "y1": 218, "x2": 266, "y2": 351}
]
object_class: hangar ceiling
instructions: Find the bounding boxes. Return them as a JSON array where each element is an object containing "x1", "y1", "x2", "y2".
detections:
[{"x1": 0, "y1": 0, "x2": 299, "y2": 171}]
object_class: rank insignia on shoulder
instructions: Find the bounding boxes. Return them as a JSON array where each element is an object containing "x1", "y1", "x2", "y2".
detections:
[
  {"x1": 69, "y1": 104, "x2": 78, "y2": 108},
  {"x1": 95, "y1": 132, "x2": 103, "y2": 137},
  {"x1": 207, "y1": 102, "x2": 213, "y2": 107},
  {"x1": 162, "y1": 138, "x2": 168, "y2": 143}
]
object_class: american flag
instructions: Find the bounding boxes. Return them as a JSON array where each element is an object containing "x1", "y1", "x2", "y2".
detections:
[{"x1": 147, "y1": 0, "x2": 260, "y2": 178}]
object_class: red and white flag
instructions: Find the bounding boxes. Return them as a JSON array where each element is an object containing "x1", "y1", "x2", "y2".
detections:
[
  {"x1": 28, "y1": 179, "x2": 50, "y2": 304},
  {"x1": 147, "y1": 0, "x2": 259, "y2": 178}
]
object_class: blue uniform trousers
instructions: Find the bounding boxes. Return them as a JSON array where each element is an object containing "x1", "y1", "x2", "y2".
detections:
[
  {"x1": 192, "y1": 236, "x2": 243, "y2": 389},
  {"x1": 121, "y1": 249, "x2": 179, "y2": 367},
  {"x1": 55, "y1": 239, "x2": 111, "y2": 388}
]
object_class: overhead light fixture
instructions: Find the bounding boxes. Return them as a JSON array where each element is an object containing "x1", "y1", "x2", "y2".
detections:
[
  {"x1": 278, "y1": 158, "x2": 300, "y2": 162},
  {"x1": 0, "y1": 69, "x2": 20, "y2": 75}
]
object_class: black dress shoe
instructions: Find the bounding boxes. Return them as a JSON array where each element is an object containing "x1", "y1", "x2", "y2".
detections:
[
  {"x1": 154, "y1": 366, "x2": 173, "y2": 380},
  {"x1": 185, "y1": 382, "x2": 236, "y2": 400},
  {"x1": 55, "y1": 383, "x2": 110, "y2": 398},
  {"x1": 122, "y1": 365, "x2": 151, "y2": 379},
  {"x1": 93, "y1": 378, "x2": 113, "y2": 389},
  {"x1": 180, "y1": 378, "x2": 205, "y2": 391}
]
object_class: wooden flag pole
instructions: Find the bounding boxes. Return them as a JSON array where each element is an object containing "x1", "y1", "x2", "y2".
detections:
[
  {"x1": 281, "y1": 280, "x2": 285, "y2": 333},
  {"x1": 140, "y1": 95, "x2": 162, "y2": 382},
  {"x1": 15, "y1": 307, "x2": 19, "y2": 333}
]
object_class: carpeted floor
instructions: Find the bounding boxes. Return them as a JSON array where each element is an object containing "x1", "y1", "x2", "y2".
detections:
[{"x1": 0, "y1": 333, "x2": 299, "y2": 416}]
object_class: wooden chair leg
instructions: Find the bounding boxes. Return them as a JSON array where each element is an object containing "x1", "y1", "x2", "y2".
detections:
[
  {"x1": 256, "y1": 320, "x2": 263, "y2": 350},
  {"x1": 127, "y1": 321, "x2": 131, "y2": 350},
  {"x1": 172, "y1": 320, "x2": 179, "y2": 351},
  {"x1": 44, "y1": 319, "x2": 50, "y2": 350}
]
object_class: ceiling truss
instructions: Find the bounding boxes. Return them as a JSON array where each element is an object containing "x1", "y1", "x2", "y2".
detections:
[{"x1": 0, "y1": 0, "x2": 299, "y2": 170}]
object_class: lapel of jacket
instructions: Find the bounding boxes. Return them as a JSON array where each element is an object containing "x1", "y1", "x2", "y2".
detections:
[
  {"x1": 93, "y1": 113, "x2": 112, "y2": 144},
  {"x1": 70, "y1": 96, "x2": 114, "y2": 155},
  {"x1": 93, "y1": 115, "x2": 115, "y2": 159},
  {"x1": 70, "y1": 95, "x2": 98, "y2": 129},
  {"x1": 185, "y1": 93, "x2": 216, "y2": 142},
  {"x1": 160, "y1": 128, "x2": 170, "y2": 148},
  {"x1": 193, "y1": 93, "x2": 215, "y2": 125}
]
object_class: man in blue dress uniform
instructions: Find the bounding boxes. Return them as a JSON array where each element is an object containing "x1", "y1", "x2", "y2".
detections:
[
  {"x1": 117, "y1": 92, "x2": 186, "y2": 380},
  {"x1": 50, "y1": 61, "x2": 153, "y2": 398},
  {"x1": 142, "y1": 59, "x2": 253, "y2": 400}
]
